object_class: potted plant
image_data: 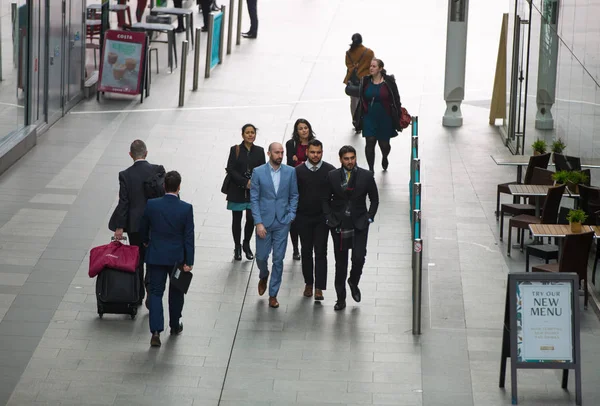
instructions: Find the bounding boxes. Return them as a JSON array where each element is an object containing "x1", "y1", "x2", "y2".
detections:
[
  {"x1": 552, "y1": 170, "x2": 570, "y2": 185},
  {"x1": 566, "y1": 171, "x2": 589, "y2": 194},
  {"x1": 566, "y1": 208, "x2": 588, "y2": 233},
  {"x1": 532, "y1": 139, "x2": 547, "y2": 155},
  {"x1": 551, "y1": 138, "x2": 566, "y2": 162}
]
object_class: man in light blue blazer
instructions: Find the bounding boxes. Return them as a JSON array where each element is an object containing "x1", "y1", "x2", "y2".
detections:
[{"x1": 251, "y1": 142, "x2": 299, "y2": 308}]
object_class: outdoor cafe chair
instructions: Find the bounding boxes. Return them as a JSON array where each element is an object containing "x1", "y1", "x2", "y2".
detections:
[
  {"x1": 532, "y1": 230, "x2": 594, "y2": 309},
  {"x1": 500, "y1": 167, "x2": 554, "y2": 241},
  {"x1": 554, "y1": 153, "x2": 592, "y2": 186},
  {"x1": 507, "y1": 184, "x2": 565, "y2": 256},
  {"x1": 496, "y1": 153, "x2": 551, "y2": 220}
]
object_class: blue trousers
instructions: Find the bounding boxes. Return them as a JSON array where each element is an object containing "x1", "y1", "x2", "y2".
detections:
[
  {"x1": 147, "y1": 264, "x2": 184, "y2": 333},
  {"x1": 256, "y1": 219, "x2": 290, "y2": 297}
]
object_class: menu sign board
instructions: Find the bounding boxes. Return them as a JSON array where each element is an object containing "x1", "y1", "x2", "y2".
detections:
[
  {"x1": 499, "y1": 273, "x2": 582, "y2": 405},
  {"x1": 98, "y1": 30, "x2": 146, "y2": 96},
  {"x1": 517, "y1": 281, "x2": 573, "y2": 363}
]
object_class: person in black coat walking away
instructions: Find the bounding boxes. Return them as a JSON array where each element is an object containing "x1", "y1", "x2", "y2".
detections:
[
  {"x1": 285, "y1": 119, "x2": 316, "y2": 261},
  {"x1": 323, "y1": 145, "x2": 379, "y2": 311},
  {"x1": 109, "y1": 140, "x2": 165, "y2": 307},
  {"x1": 353, "y1": 59, "x2": 402, "y2": 172},
  {"x1": 295, "y1": 139, "x2": 335, "y2": 300},
  {"x1": 226, "y1": 124, "x2": 266, "y2": 260}
]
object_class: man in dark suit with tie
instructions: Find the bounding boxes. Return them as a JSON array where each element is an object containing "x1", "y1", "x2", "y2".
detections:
[
  {"x1": 323, "y1": 145, "x2": 379, "y2": 311},
  {"x1": 110, "y1": 140, "x2": 165, "y2": 306},
  {"x1": 140, "y1": 171, "x2": 194, "y2": 347}
]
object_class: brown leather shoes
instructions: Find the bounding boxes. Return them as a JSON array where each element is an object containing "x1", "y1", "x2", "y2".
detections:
[
  {"x1": 314, "y1": 289, "x2": 324, "y2": 301},
  {"x1": 303, "y1": 284, "x2": 313, "y2": 297},
  {"x1": 269, "y1": 296, "x2": 279, "y2": 308},
  {"x1": 258, "y1": 278, "x2": 267, "y2": 296}
]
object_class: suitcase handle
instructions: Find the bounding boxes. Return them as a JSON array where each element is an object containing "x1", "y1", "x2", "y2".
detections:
[{"x1": 111, "y1": 236, "x2": 128, "y2": 242}]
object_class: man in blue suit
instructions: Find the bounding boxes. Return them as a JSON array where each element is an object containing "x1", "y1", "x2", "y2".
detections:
[
  {"x1": 140, "y1": 171, "x2": 194, "y2": 347},
  {"x1": 251, "y1": 142, "x2": 299, "y2": 308}
]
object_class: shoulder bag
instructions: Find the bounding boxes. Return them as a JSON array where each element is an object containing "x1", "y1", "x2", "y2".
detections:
[
  {"x1": 221, "y1": 145, "x2": 241, "y2": 194},
  {"x1": 345, "y1": 48, "x2": 369, "y2": 96}
]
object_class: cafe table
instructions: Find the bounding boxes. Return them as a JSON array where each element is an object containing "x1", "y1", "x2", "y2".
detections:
[
  {"x1": 491, "y1": 154, "x2": 600, "y2": 183},
  {"x1": 508, "y1": 184, "x2": 578, "y2": 218}
]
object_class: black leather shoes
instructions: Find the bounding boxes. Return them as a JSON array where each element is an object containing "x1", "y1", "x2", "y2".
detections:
[
  {"x1": 382, "y1": 156, "x2": 389, "y2": 171},
  {"x1": 234, "y1": 245, "x2": 242, "y2": 261},
  {"x1": 334, "y1": 301, "x2": 346, "y2": 311},
  {"x1": 348, "y1": 279, "x2": 361, "y2": 303},
  {"x1": 242, "y1": 240, "x2": 254, "y2": 260},
  {"x1": 293, "y1": 249, "x2": 300, "y2": 261},
  {"x1": 170, "y1": 322, "x2": 183, "y2": 336},
  {"x1": 150, "y1": 332, "x2": 161, "y2": 347},
  {"x1": 174, "y1": 27, "x2": 185, "y2": 33},
  {"x1": 242, "y1": 32, "x2": 257, "y2": 39}
]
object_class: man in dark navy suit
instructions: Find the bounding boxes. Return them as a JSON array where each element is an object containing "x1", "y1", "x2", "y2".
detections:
[
  {"x1": 109, "y1": 140, "x2": 165, "y2": 306},
  {"x1": 140, "y1": 171, "x2": 194, "y2": 347}
]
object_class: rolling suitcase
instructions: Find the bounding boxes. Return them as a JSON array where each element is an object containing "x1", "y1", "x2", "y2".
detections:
[
  {"x1": 96, "y1": 266, "x2": 140, "y2": 319},
  {"x1": 94, "y1": 237, "x2": 140, "y2": 319}
]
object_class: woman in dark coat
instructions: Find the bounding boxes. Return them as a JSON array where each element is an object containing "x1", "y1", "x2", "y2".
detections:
[
  {"x1": 353, "y1": 58, "x2": 402, "y2": 172},
  {"x1": 226, "y1": 124, "x2": 266, "y2": 260},
  {"x1": 285, "y1": 119, "x2": 316, "y2": 260}
]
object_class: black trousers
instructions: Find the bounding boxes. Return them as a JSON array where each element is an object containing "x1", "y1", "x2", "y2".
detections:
[
  {"x1": 297, "y1": 215, "x2": 329, "y2": 289},
  {"x1": 331, "y1": 227, "x2": 369, "y2": 301},
  {"x1": 199, "y1": 0, "x2": 211, "y2": 28},
  {"x1": 289, "y1": 221, "x2": 299, "y2": 251},
  {"x1": 127, "y1": 232, "x2": 147, "y2": 301},
  {"x1": 173, "y1": 0, "x2": 184, "y2": 29},
  {"x1": 246, "y1": 0, "x2": 258, "y2": 34}
]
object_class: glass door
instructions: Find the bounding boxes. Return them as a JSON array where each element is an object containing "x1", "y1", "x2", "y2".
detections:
[
  {"x1": 504, "y1": 0, "x2": 533, "y2": 154},
  {"x1": 45, "y1": 0, "x2": 65, "y2": 126}
]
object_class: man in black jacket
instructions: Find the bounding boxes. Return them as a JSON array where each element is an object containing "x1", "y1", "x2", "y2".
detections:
[
  {"x1": 323, "y1": 145, "x2": 379, "y2": 311},
  {"x1": 109, "y1": 140, "x2": 165, "y2": 306},
  {"x1": 295, "y1": 139, "x2": 335, "y2": 301}
]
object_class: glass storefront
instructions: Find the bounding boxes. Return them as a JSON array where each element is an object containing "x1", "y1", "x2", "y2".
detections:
[
  {"x1": 503, "y1": 0, "x2": 600, "y2": 158},
  {"x1": 0, "y1": 0, "x2": 29, "y2": 141}
]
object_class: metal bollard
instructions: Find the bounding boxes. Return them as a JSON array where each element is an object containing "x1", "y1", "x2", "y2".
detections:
[
  {"x1": 236, "y1": 0, "x2": 243, "y2": 45},
  {"x1": 193, "y1": 28, "x2": 201, "y2": 90},
  {"x1": 219, "y1": 6, "x2": 226, "y2": 64},
  {"x1": 412, "y1": 158, "x2": 420, "y2": 184},
  {"x1": 412, "y1": 211, "x2": 423, "y2": 336},
  {"x1": 205, "y1": 13, "x2": 214, "y2": 78},
  {"x1": 227, "y1": 0, "x2": 234, "y2": 54},
  {"x1": 411, "y1": 136, "x2": 418, "y2": 160},
  {"x1": 412, "y1": 116, "x2": 419, "y2": 137},
  {"x1": 179, "y1": 40, "x2": 189, "y2": 107}
]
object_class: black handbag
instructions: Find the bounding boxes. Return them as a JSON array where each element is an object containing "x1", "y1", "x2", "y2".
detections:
[
  {"x1": 345, "y1": 48, "x2": 368, "y2": 97},
  {"x1": 221, "y1": 145, "x2": 240, "y2": 195}
]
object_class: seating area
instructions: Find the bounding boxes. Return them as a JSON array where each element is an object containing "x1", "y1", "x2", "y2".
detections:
[{"x1": 494, "y1": 150, "x2": 600, "y2": 308}]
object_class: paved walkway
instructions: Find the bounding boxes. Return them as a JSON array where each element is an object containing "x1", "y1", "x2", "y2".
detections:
[{"x1": 2, "y1": 0, "x2": 600, "y2": 405}]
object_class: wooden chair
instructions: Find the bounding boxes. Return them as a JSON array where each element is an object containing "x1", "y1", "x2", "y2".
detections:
[
  {"x1": 506, "y1": 184, "x2": 565, "y2": 256},
  {"x1": 500, "y1": 167, "x2": 554, "y2": 241},
  {"x1": 532, "y1": 231, "x2": 594, "y2": 309},
  {"x1": 496, "y1": 153, "x2": 551, "y2": 220}
]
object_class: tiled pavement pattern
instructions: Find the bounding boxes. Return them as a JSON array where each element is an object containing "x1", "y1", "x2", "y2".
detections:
[{"x1": 1, "y1": 0, "x2": 600, "y2": 405}]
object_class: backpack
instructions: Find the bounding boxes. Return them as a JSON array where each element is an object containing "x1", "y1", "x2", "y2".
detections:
[
  {"x1": 144, "y1": 169, "x2": 165, "y2": 199},
  {"x1": 346, "y1": 48, "x2": 369, "y2": 85}
]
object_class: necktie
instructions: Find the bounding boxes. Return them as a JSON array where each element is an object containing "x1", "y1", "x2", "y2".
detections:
[
  {"x1": 312, "y1": 166, "x2": 318, "y2": 172},
  {"x1": 346, "y1": 171, "x2": 351, "y2": 182}
]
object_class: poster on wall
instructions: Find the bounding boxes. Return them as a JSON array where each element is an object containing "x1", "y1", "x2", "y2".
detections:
[
  {"x1": 516, "y1": 281, "x2": 573, "y2": 363},
  {"x1": 98, "y1": 30, "x2": 146, "y2": 96}
]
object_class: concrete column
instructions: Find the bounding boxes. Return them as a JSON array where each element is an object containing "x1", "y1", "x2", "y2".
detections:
[
  {"x1": 535, "y1": 0, "x2": 559, "y2": 130},
  {"x1": 443, "y1": 0, "x2": 469, "y2": 127}
]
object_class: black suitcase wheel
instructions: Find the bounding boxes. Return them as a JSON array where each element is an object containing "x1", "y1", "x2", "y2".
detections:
[
  {"x1": 98, "y1": 313, "x2": 103, "y2": 319},
  {"x1": 130, "y1": 307, "x2": 137, "y2": 320}
]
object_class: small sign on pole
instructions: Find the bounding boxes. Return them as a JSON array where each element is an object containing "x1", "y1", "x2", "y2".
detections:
[{"x1": 499, "y1": 272, "x2": 582, "y2": 405}]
